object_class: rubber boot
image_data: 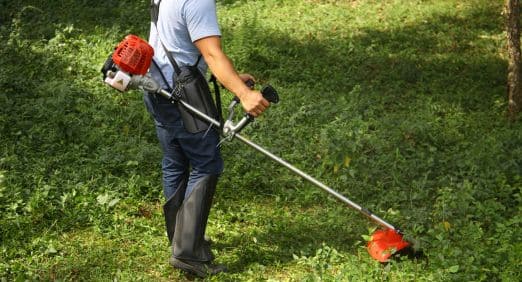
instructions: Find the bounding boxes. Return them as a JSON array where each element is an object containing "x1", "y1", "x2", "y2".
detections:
[{"x1": 170, "y1": 175, "x2": 226, "y2": 277}]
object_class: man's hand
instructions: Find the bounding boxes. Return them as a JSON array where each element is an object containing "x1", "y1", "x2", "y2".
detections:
[
  {"x1": 237, "y1": 73, "x2": 269, "y2": 117},
  {"x1": 240, "y1": 89, "x2": 269, "y2": 117}
]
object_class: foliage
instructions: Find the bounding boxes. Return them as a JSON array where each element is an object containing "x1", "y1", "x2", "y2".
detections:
[{"x1": 1, "y1": 0, "x2": 520, "y2": 281}]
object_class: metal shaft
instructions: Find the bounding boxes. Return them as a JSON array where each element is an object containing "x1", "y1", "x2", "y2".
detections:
[
  {"x1": 234, "y1": 134, "x2": 397, "y2": 230},
  {"x1": 158, "y1": 89, "x2": 397, "y2": 231}
]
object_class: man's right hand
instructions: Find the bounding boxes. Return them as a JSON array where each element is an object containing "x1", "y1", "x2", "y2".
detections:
[{"x1": 239, "y1": 89, "x2": 269, "y2": 117}]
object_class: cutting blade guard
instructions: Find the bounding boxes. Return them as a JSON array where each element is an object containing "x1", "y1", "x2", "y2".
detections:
[{"x1": 367, "y1": 229, "x2": 410, "y2": 262}]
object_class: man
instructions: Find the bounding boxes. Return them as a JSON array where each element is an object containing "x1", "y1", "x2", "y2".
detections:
[{"x1": 144, "y1": 0, "x2": 269, "y2": 278}]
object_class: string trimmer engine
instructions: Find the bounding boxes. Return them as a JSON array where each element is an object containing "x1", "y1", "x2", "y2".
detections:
[{"x1": 101, "y1": 35, "x2": 154, "y2": 92}]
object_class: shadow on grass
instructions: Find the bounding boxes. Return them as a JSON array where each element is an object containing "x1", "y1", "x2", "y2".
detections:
[{"x1": 0, "y1": 0, "x2": 149, "y2": 39}]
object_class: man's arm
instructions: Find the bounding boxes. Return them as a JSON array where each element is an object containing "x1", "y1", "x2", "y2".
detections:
[{"x1": 194, "y1": 36, "x2": 269, "y2": 117}]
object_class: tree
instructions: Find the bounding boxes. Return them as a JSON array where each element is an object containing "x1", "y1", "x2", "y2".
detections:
[{"x1": 505, "y1": 0, "x2": 522, "y2": 121}]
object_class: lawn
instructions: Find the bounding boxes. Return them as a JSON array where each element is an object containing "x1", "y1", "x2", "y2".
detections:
[{"x1": 1, "y1": 0, "x2": 520, "y2": 281}]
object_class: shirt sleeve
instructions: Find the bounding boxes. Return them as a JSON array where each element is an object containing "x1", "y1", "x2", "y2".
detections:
[{"x1": 183, "y1": 0, "x2": 221, "y2": 42}]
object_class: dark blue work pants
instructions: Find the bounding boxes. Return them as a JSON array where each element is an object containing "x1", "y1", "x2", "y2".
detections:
[{"x1": 144, "y1": 92, "x2": 223, "y2": 199}]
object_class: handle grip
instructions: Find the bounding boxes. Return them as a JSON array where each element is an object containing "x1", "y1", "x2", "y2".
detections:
[
  {"x1": 230, "y1": 82, "x2": 280, "y2": 134},
  {"x1": 260, "y1": 84, "x2": 279, "y2": 104},
  {"x1": 245, "y1": 79, "x2": 255, "y2": 89}
]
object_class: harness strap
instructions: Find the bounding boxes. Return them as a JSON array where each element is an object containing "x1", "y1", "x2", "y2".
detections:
[
  {"x1": 151, "y1": 59, "x2": 173, "y2": 92},
  {"x1": 209, "y1": 75, "x2": 223, "y2": 131},
  {"x1": 150, "y1": 0, "x2": 159, "y2": 26}
]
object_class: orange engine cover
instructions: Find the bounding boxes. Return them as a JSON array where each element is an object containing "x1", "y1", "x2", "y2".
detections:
[{"x1": 112, "y1": 34, "x2": 154, "y2": 75}]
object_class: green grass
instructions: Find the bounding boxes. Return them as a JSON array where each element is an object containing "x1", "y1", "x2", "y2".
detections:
[{"x1": 1, "y1": 0, "x2": 521, "y2": 281}]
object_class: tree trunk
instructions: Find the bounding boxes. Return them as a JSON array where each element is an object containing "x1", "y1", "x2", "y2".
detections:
[{"x1": 506, "y1": 0, "x2": 522, "y2": 121}]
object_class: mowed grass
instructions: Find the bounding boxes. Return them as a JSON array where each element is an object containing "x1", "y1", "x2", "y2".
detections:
[{"x1": 1, "y1": 0, "x2": 520, "y2": 281}]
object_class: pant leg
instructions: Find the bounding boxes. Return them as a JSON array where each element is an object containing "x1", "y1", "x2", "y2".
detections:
[
  {"x1": 176, "y1": 126, "x2": 223, "y2": 198},
  {"x1": 144, "y1": 91, "x2": 223, "y2": 191},
  {"x1": 144, "y1": 92, "x2": 189, "y2": 199},
  {"x1": 155, "y1": 125, "x2": 189, "y2": 199},
  {"x1": 144, "y1": 92, "x2": 223, "y2": 262}
]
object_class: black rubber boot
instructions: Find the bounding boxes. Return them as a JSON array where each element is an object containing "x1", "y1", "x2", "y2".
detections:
[
  {"x1": 170, "y1": 175, "x2": 225, "y2": 277},
  {"x1": 172, "y1": 175, "x2": 217, "y2": 261}
]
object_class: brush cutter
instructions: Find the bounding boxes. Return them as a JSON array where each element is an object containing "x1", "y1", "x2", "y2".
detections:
[{"x1": 101, "y1": 34, "x2": 413, "y2": 262}]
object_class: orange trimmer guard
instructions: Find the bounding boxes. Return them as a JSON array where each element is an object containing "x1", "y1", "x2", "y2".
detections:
[{"x1": 367, "y1": 229, "x2": 410, "y2": 262}]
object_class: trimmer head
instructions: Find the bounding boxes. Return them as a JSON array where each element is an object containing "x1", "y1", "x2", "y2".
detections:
[{"x1": 367, "y1": 229, "x2": 410, "y2": 262}]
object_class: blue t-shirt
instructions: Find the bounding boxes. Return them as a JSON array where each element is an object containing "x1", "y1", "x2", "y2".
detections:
[{"x1": 149, "y1": 0, "x2": 221, "y2": 89}]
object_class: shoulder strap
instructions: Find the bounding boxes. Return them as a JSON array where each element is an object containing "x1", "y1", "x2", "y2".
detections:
[
  {"x1": 150, "y1": 0, "x2": 160, "y2": 26},
  {"x1": 152, "y1": 59, "x2": 173, "y2": 92},
  {"x1": 209, "y1": 75, "x2": 223, "y2": 131},
  {"x1": 159, "y1": 42, "x2": 182, "y2": 75}
]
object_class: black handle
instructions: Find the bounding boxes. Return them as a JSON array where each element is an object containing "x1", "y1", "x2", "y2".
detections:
[
  {"x1": 231, "y1": 82, "x2": 280, "y2": 133},
  {"x1": 260, "y1": 84, "x2": 279, "y2": 104},
  {"x1": 245, "y1": 79, "x2": 255, "y2": 89},
  {"x1": 245, "y1": 84, "x2": 279, "y2": 121}
]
